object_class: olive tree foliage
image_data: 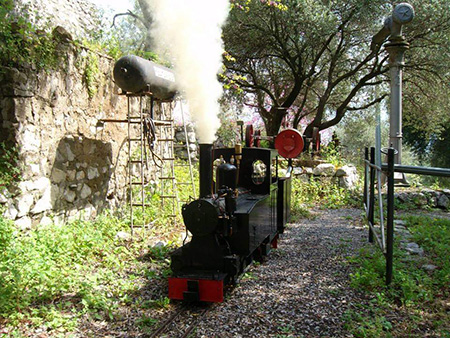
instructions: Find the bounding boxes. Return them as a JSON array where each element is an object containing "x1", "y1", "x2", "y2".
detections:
[
  {"x1": 222, "y1": 0, "x2": 450, "y2": 144},
  {"x1": 401, "y1": 1, "x2": 450, "y2": 165},
  {"x1": 223, "y1": 0, "x2": 392, "y2": 138}
]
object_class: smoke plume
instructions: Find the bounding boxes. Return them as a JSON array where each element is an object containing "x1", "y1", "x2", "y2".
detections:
[{"x1": 147, "y1": 0, "x2": 230, "y2": 143}]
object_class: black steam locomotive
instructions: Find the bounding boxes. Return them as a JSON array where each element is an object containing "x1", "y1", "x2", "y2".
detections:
[
  {"x1": 112, "y1": 55, "x2": 304, "y2": 303},
  {"x1": 169, "y1": 129, "x2": 304, "y2": 302}
]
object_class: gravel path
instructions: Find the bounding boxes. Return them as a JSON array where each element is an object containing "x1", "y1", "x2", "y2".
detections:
[{"x1": 194, "y1": 208, "x2": 370, "y2": 337}]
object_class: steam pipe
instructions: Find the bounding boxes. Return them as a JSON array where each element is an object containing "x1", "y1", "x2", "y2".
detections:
[{"x1": 199, "y1": 144, "x2": 214, "y2": 198}]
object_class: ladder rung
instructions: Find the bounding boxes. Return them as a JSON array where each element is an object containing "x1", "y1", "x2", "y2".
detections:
[
  {"x1": 162, "y1": 157, "x2": 175, "y2": 160},
  {"x1": 158, "y1": 138, "x2": 175, "y2": 142},
  {"x1": 131, "y1": 182, "x2": 150, "y2": 185},
  {"x1": 160, "y1": 177, "x2": 175, "y2": 179},
  {"x1": 129, "y1": 138, "x2": 144, "y2": 142},
  {"x1": 129, "y1": 160, "x2": 144, "y2": 164},
  {"x1": 153, "y1": 120, "x2": 173, "y2": 126},
  {"x1": 132, "y1": 203, "x2": 153, "y2": 207}
]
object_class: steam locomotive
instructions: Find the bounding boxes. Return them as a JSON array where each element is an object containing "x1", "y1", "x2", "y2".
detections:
[
  {"x1": 169, "y1": 128, "x2": 304, "y2": 302},
  {"x1": 112, "y1": 55, "x2": 304, "y2": 303}
]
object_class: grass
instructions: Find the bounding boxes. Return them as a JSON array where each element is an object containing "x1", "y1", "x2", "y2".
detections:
[
  {"x1": 0, "y1": 161, "x2": 199, "y2": 335},
  {"x1": 0, "y1": 209, "x2": 177, "y2": 335},
  {"x1": 290, "y1": 175, "x2": 360, "y2": 221},
  {"x1": 345, "y1": 215, "x2": 450, "y2": 337}
]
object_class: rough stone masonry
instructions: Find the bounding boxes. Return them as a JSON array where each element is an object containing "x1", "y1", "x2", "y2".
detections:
[{"x1": 0, "y1": 0, "x2": 151, "y2": 228}]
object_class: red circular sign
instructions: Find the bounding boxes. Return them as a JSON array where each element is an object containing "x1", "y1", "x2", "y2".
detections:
[{"x1": 275, "y1": 129, "x2": 304, "y2": 158}]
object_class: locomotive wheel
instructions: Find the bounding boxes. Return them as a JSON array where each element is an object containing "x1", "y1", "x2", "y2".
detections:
[{"x1": 245, "y1": 124, "x2": 254, "y2": 147}]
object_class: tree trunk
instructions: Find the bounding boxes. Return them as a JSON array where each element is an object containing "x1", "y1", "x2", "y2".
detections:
[{"x1": 264, "y1": 106, "x2": 286, "y2": 137}]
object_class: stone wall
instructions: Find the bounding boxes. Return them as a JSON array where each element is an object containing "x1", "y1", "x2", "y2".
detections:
[
  {"x1": 292, "y1": 162, "x2": 360, "y2": 190},
  {"x1": 174, "y1": 124, "x2": 198, "y2": 161},
  {"x1": 0, "y1": 39, "x2": 133, "y2": 228},
  {"x1": 13, "y1": 0, "x2": 101, "y2": 40}
]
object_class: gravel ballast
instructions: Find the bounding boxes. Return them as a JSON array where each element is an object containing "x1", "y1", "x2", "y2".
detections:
[{"x1": 195, "y1": 208, "x2": 370, "y2": 337}]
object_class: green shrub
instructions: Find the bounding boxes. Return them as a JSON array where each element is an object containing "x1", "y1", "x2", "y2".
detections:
[
  {"x1": 0, "y1": 0, "x2": 60, "y2": 70},
  {"x1": 290, "y1": 175, "x2": 359, "y2": 220},
  {"x1": 0, "y1": 213, "x2": 150, "y2": 328}
]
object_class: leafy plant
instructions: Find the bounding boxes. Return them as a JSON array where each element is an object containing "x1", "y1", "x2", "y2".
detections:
[
  {"x1": 0, "y1": 1, "x2": 60, "y2": 70},
  {"x1": 290, "y1": 175, "x2": 359, "y2": 221},
  {"x1": 320, "y1": 142, "x2": 344, "y2": 167},
  {"x1": 83, "y1": 51, "x2": 101, "y2": 99},
  {"x1": 343, "y1": 308, "x2": 393, "y2": 338},
  {"x1": 347, "y1": 215, "x2": 450, "y2": 336},
  {"x1": 0, "y1": 142, "x2": 21, "y2": 188},
  {"x1": 0, "y1": 212, "x2": 168, "y2": 332}
]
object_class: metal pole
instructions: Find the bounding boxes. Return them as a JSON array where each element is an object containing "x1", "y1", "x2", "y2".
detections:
[
  {"x1": 364, "y1": 147, "x2": 369, "y2": 212},
  {"x1": 386, "y1": 39, "x2": 409, "y2": 167},
  {"x1": 127, "y1": 97, "x2": 134, "y2": 236},
  {"x1": 369, "y1": 147, "x2": 375, "y2": 243},
  {"x1": 386, "y1": 147, "x2": 395, "y2": 285}
]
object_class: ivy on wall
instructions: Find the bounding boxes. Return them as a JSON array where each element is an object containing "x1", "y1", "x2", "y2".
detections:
[{"x1": 0, "y1": 0, "x2": 62, "y2": 70}]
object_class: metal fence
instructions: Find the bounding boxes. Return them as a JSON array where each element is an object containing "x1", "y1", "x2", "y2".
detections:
[{"x1": 363, "y1": 147, "x2": 450, "y2": 285}]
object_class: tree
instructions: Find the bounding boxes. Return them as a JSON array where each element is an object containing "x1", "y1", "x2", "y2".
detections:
[
  {"x1": 109, "y1": 0, "x2": 155, "y2": 57},
  {"x1": 401, "y1": 1, "x2": 450, "y2": 166},
  {"x1": 222, "y1": 0, "x2": 450, "y2": 144}
]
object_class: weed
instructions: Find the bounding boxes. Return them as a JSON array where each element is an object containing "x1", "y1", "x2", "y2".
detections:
[
  {"x1": 290, "y1": 176, "x2": 359, "y2": 221},
  {"x1": 136, "y1": 315, "x2": 158, "y2": 333},
  {"x1": 343, "y1": 309, "x2": 393, "y2": 338},
  {"x1": 241, "y1": 272, "x2": 257, "y2": 281},
  {"x1": 346, "y1": 215, "x2": 450, "y2": 336},
  {"x1": 141, "y1": 297, "x2": 170, "y2": 309},
  {"x1": 0, "y1": 212, "x2": 161, "y2": 332},
  {"x1": 0, "y1": 142, "x2": 21, "y2": 188},
  {"x1": 0, "y1": 2, "x2": 60, "y2": 70}
]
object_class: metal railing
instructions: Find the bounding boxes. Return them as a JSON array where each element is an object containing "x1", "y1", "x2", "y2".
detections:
[{"x1": 363, "y1": 146, "x2": 450, "y2": 285}]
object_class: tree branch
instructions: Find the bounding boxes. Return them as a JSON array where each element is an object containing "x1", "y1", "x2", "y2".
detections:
[
  {"x1": 347, "y1": 93, "x2": 388, "y2": 111},
  {"x1": 111, "y1": 11, "x2": 146, "y2": 28}
]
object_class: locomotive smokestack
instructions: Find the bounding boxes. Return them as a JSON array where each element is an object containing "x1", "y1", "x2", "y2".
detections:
[{"x1": 199, "y1": 144, "x2": 213, "y2": 198}]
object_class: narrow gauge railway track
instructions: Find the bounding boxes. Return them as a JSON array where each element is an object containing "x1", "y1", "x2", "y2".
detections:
[{"x1": 149, "y1": 303, "x2": 216, "y2": 338}]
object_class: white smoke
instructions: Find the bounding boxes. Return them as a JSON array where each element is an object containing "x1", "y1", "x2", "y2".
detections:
[{"x1": 147, "y1": 0, "x2": 230, "y2": 143}]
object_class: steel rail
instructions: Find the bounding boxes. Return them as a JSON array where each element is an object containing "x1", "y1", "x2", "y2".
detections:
[
  {"x1": 149, "y1": 305, "x2": 187, "y2": 338},
  {"x1": 149, "y1": 303, "x2": 215, "y2": 338}
]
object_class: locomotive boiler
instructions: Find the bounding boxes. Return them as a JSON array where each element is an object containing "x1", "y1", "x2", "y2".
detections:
[{"x1": 169, "y1": 129, "x2": 304, "y2": 302}]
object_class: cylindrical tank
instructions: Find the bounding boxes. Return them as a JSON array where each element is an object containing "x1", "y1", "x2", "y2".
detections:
[{"x1": 113, "y1": 55, "x2": 177, "y2": 100}]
